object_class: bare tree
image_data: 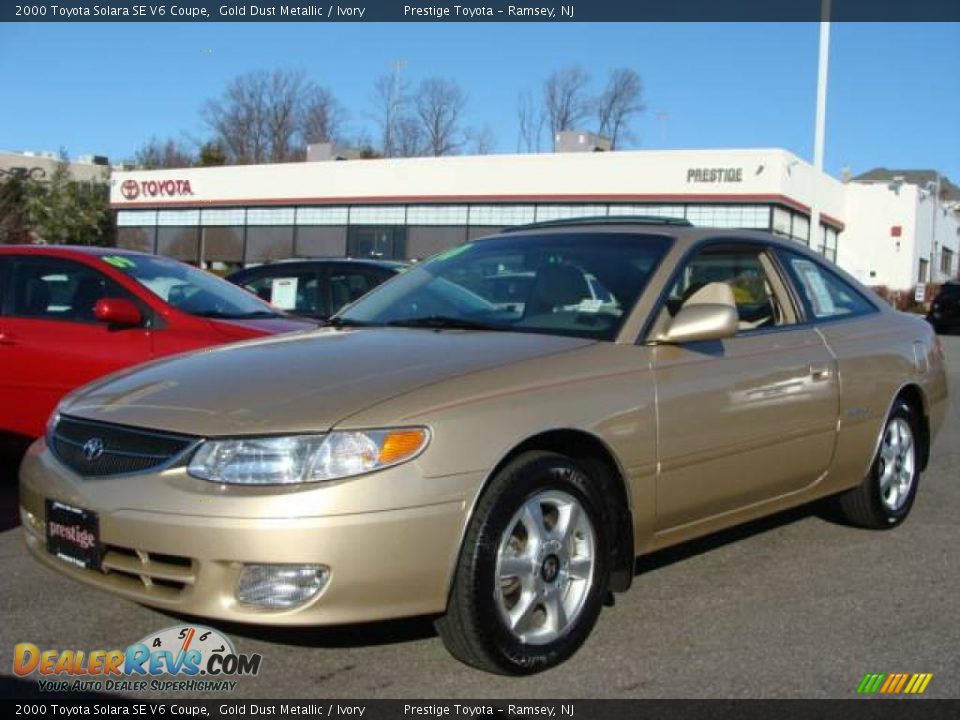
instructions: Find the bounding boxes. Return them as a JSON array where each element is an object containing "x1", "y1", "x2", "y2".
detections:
[
  {"x1": 596, "y1": 68, "x2": 645, "y2": 149},
  {"x1": 393, "y1": 115, "x2": 426, "y2": 158},
  {"x1": 301, "y1": 86, "x2": 346, "y2": 145},
  {"x1": 413, "y1": 78, "x2": 468, "y2": 156},
  {"x1": 469, "y1": 124, "x2": 497, "y2": 155},
  {"x1": 543, "y1": 66, "x2": 591, "y2": 141},
  {"x1": 133, "y1": 137, "x2": 195, "y2": 169},
  {"x1": 371, "y1": 72, "x2": 409, "y2": 158},
  {"x1": 516, "y1": 90, "x2": 545, "y2": 153},
  {"x1": 204, "y1": 69, "x2": 344, "y2": 164}
]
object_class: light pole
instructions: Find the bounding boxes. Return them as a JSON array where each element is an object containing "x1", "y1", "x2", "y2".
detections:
[{"x1": 809, "y1": 1, "x2": 831, "y2": 253}]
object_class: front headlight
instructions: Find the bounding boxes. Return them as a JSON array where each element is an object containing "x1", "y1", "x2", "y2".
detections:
[{"x1": 186, "y1": 428, "x2": 430, "y2": 485}]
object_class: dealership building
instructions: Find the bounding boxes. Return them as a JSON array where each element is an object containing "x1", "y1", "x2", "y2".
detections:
[{"x1": 110, "y1": 147, "x2": 959, "y2": 292}]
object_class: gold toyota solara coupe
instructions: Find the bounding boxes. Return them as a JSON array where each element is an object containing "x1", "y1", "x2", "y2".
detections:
[{"x1": 20, "y1": 217, "x2": 948, "y2": 674}]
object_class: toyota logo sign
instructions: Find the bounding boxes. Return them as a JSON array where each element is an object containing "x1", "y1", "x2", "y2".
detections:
[
  {"x1": 119, "y1": 178, "x2": 194, "y2": 201},
  {"x1": 82, "y1": 438, "x2": 105, "y2": 462},
  {"x1": 120, "y1": 180, "x2": 140, "y2": 200}
]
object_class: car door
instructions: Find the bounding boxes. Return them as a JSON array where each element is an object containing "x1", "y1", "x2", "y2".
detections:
[
  {"x1": 235, "y1": 266, "x2": 325, "y2": 319},
  {"x1": 650, "y1": 241, "x2": 840, "y2": 532},
  {"x1": 0, "y1": 256, "x2": 153, "y2": 438}
]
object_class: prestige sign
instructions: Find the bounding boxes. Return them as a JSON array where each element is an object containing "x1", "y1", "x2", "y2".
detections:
[
  {"x1": 686, "y1": 167, "x2": 744, "y2": 183},
  {"x1": 120, "y1": 178, "x2": 194, "y2": 201}
]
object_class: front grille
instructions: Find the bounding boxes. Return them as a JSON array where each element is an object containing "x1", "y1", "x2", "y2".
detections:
[{"x1": 50, "y1": 415, "x2": 197, "y2": 477}]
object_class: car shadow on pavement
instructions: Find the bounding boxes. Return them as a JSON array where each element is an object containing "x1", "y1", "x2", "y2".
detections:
[
  {"x1": 152, "y1": 609, "x2": 443, "y2": 648},
  {"x1": 635, "y1": 500, "x2": 831, "y2": 577}
]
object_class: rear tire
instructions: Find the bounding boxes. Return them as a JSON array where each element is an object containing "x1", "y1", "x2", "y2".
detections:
[
  {"x1": 436, "y1": 451, "x2": 610, "y2": 675},
  {"x1": 836, "y1": 401, "x2": 920, "y2": 529}
]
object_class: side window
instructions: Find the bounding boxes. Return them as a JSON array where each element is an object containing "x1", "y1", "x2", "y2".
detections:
[
  {"x1": 328, "y1": 269, "x2": 382, "y2": 314},
  {"x1": 9, "y1": 258, "x2": 127, "y2": 323},
  {"x1": 782, "y1": 251, "x2": 877, "y2": 321},
  {"x1": 240, "y1": 271, "x2": 322, "y2": 317},
  {"x1": 666, "y1": 246, "x2": 794, "y2": 331}
]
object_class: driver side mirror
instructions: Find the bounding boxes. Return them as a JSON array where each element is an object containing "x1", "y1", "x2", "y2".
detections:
[
  {"x1": 657, "y1": 304, "x2": 738, "y2": 344},
  {"x1": 94, "y1": 298, "x2": 143, "y2": 328}
]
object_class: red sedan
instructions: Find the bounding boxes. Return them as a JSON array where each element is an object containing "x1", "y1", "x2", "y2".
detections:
[{"x1": 0, "y1": 246, "x2": 315, "y2": 440}]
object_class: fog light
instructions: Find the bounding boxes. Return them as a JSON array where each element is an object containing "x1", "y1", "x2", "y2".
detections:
[{"x1": 236, "y1": 564, "x2": 330, "y2": 608}]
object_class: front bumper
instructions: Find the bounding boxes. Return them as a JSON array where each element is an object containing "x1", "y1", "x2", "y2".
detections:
[{"x1": 20, "y1": 439, "x2": 483, "y2": 625}]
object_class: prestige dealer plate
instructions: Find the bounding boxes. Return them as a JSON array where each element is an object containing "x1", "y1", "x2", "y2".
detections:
[{"x1": 45, "y1": 499, "x2": 102, "y2": 570}]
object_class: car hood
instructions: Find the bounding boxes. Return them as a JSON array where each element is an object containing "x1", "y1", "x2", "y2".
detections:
[
  {"x1": 62, "y1": 328, "x2": 593, "y2": 436},
  {"x1": 208, "y1": 315, "x2": 318, "y2": 338}
]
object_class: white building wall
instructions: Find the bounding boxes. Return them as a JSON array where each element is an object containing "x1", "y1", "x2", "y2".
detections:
[
  {"x1": 842, "y1": 182, "x2": 960, "y2": 290},
  {"x1": 840, "y1": 183, "x2": 921, "y2": 289},
  {"x1": 915, "y1": 192, "x2": 960, "y2": 284}
]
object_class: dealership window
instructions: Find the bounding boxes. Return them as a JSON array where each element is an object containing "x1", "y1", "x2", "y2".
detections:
[
  {"x1": 296, "y1": 206, "x2": 349, "y2": 225},
  {"x1": 918, "y1": 258, "x2": 929, "y2": 284},
  {"x1": 295, "y1": 226, "x2": 347, "y2": 257},
  {"x1": 941, "y1": 248, "x2": 954, "y2": 276},
  {"x1": 350, "y1": 206, "x2": 406, "y2": 225},
  {"x1": 611, "y1": 204, "x2": 686, "y2": 219},
  {"x1": 247, "y1": 207, "x2": 295, "y2": 225},
  {"x1": 201, "y1": 208, "x2": 245, "y2": 226},
  {"x1": 818, "y1": 226, "x2": 838, "y2": 263},
  {"x1": 685, "y1": 205, "x2": 769, "y2": 229},
  {"x1": 246, "y1": 226, "x2": 295, "y2": 263},
  {"x1": 534, "y1": 204, "x2": 608, "y2": 222},
  {"x1": 791, "y1": 214, "x2": 810, "y2": 244},
  {"x1": 347, "y1": 226, "x2": 406, "y2": 260},
  {"x1": 157, "y1": 227, "x2": 200, "y2": 263},
  {"x1": 117, "y1": 227, "x2": 157, "y2": 254},
  {"x1": 201, "y1": 226, "x2": 244, "y2": 264},
  {"x1": 406, "y1": 205, "x2": 469, "y2": 225},
  {"x1": 156, "y1": 209, "x2": 200, "y2": 226},
  {"x1": 772, "y1": 207, "x2": 792, "y2": 237},
  {"x1": 408, "y1": 227, "x2": 465, "y2": 260},
  {"x1": 467, "y1": 205, "x2": 536, "y2": 226},
  {"x1": 117, "y1": 210, "x2": 158, "y2": 227}
]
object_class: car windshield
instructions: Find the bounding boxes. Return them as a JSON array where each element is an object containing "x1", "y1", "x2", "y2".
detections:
[
  {"x1": 337, "y1": 232, "x2": 672, "y2": 341},
  {"x1": 101, "y1": 254, "x2": 280, "y2": 319}
]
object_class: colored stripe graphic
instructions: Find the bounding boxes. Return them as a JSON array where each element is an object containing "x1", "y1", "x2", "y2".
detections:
[
  {"x1": 858, "y1": 673, "x2": 886, "y2": 693},
  {"x1": 857, "y1": 673, "x2": 932, "y2": 694}
]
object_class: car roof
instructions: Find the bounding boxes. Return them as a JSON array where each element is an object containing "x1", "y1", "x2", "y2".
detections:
[
  {"x1": 0, "y1": 244, "x2": 154, "y2": 257},
  {"x1": 475, "y1": 222, "x2": 809, "y2": 253},
  {"x1": 231, "y1": 258, "x2": 407, "y2": 271}
]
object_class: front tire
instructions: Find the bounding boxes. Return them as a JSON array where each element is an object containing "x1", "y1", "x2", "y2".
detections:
[
  {"x1": 436, "y1": 451, "x2": 610, "y2": 675},
  {"x1": 836, "y1": 401, "x2": 920, "y2": 529}
]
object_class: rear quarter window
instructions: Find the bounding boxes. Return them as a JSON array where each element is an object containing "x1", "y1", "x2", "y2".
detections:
[{"x1": 782, "y1": 251, "x2": 877, "y2": 321}]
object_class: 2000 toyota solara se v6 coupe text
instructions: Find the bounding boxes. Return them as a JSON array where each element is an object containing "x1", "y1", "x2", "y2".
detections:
[{"x1": 20, "y1": 218, "x2": 947, "y2": 674}]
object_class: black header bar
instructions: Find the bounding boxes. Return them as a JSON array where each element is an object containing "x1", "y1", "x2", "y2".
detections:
[
  {"x1": 3, "y1": 698, "x2": 960, "y2": 719},
  {"x1": 4, "y1": 0, "x2": 960, "y2": 22}
]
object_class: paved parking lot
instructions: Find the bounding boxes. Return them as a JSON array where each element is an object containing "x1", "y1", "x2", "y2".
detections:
[{"x1": 2, "y1": 338, "x2": 959, "y2": 699}]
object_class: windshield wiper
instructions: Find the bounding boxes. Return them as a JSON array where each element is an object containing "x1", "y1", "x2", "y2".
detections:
[
  {"x1": 386, "y1": 315, "x2": 502, "y2": 331},
  {"x1": 322, "y1": 316, "x2": 376, "y2": 328}
]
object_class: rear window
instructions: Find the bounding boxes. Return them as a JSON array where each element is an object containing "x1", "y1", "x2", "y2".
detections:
[{"x1": 938, "y1": 284, "x2": 960, "y2": 299}]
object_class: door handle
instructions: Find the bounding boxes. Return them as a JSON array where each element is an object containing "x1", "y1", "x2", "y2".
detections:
[
  {"x1": 0, "y1": 332, "x2": 18, "y2": 346},
  {"x1": 809, "y1": 364, "x2": 832, "y2": 381}
]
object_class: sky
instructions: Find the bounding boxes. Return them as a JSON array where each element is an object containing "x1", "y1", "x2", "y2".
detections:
[{"x1": 1, "y1": 22, "x2": 958, "y2": 180}]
